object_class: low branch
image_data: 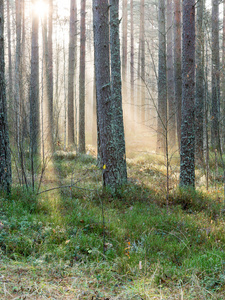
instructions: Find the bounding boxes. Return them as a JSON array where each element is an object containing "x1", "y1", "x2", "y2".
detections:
[{"x1": 37, "y1": 184, "x2": 95, "y2": 195}]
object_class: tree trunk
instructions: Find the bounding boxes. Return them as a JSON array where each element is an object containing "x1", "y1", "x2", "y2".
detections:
[
  {"x1": 48, "y1": 0, "x2": 54, "y2": 145},
  {"x1": 0, "y1": 0, "x2": 11, "y2": 192},
  {"x1": 211, "y1": 0, "x2": 220, "y2": 150},
  {"x1": 166, "y1": 0, "x2": 176, "y2": 146},
  {"x1": 122, "y1": 0, "x2": 127, "y2": 78},
  {"x1": 79, "y1": 0, "x2": 86, "y2": 153},
  {"x1": 180, "y1": 0, "x2": 195, "y2": 187},
  {"x1": 110, "y1": 0, "x2": 127, "y2": 184},
  {"x1": 30, "y1": 0, "x2": 40, "y2": 158},
  {"x1": 7, "y1": 0, "x2": 13, "y2": 103},
  {"x1": 15, "y1": 0, "x2": 22, "y2": 154},
  {"x1": 140, "y1": 0, "x2": 145, "y2": 124},
  {"x1": 93, "y1": 0, "x2": 126, "y2": 189},
  {"x1": 130, "y1": 0, "x2": 134, "y2": 130},
  {"x1": 195, "y1": 0, "x2": 204, "y2": 161},
  {"x1": 174, "y1": 0, "x2": 182, "y2": 148},
  {"x1": 157, "y1": 0, "x2": 167, "y2": 153},
  {"x1": 68, "y1": 0, "x2": 77, "y2": 146}
]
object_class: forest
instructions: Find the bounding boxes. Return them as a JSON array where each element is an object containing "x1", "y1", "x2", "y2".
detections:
[{"x1": 0, "y1": 0, "x2": 225, "y2": 299}]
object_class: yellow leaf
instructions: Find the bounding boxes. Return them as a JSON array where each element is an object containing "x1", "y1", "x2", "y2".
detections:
[
  {"x1": 65, "y1": 240, "x2": 70, "y2": 244},
  {"x1": 103, "y1": 164, "x2": 106, "y2": 170}
]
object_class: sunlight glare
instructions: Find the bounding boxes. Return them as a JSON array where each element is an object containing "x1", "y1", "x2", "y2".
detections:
[{"x1": 33, "y1": 0, "x2": 48, "y2": 18}]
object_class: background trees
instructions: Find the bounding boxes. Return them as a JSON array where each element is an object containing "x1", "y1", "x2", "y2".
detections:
[{"x1": 2, "y1": 0, "x2": 225, "y2": 191}]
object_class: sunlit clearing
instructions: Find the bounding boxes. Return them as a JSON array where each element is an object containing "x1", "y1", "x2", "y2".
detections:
[{"x1": 33, "y1": 0, "x2": 48, "y2": 18}]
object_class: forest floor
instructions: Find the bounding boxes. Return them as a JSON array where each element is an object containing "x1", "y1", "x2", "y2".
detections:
[{"x1": 0, "y1": 150, "x2": 225, "y2": 299}]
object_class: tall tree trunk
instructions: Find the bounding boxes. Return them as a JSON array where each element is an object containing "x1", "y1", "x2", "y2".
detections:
[
  {"x1": 47, "y1": 0, "x2": 54, "y2": 146},
  {"x1": 7, "y1": 0, "x2": 13, "y2": 103},
  {"x1": 130, "y1": 0, "x2": 134, "y2": 129},
  {"x1": 0, "y1": 0, "x2": 11, "y2": 192},
  {"x1": 211, "y1": 0, "x2": 220, "y2": 150},
  {"x1": 174, "y1": 0, "x2": 182, "y2": 148},
  {"x1": 110, "y1": 0, "x2": 127, "y2": 184},
  {"x1": 15, "y1": 0, "x2": 22, "y2": 154},
  {"x1": 30, "y1": 0, "x2": 39, "y2": 157},
  {"x1": 122, "y1": 0, "x2": 127, "y2": 78},
  {"x1": 93, "y1": 0, "x2": 126, "y2": 189},
  {"x1": 140, "y1": 0, "x2": 145, "y2": 124},
  {"x1": 222, "y1": 0, "x2": 225, "y2": 149},
  {"x1": 79, "y1": 0, "x2": 86, "y2": 153},
  {"x1": 68, "y1": 0, "x2": 77, "y2": 146},
  {"x1": 180, "y1": 0, "x2": 195, "y2": 187},
  {"x1": 195, "y1": 0, "x2": 204, "y2": 161},
  {"x1": 157, "y1": 0, "x2": 167, "y2": 153},
  {"x1": 166, "y1": 0, "x2": 176, "y2": 146}
]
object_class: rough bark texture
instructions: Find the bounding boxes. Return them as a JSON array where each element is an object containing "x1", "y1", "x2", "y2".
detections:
[
  {"x1": 195, "y1": 0, "x2": 204, "y2": 161},
  {"x1": 15, "y1": 0, "x2": 22, "y2": 151},
  {"x1": 93, "y1": 0, "x2": 126, "y2": 189},
  {"x1": 222, "y1": 0, "x2": 225, "y2": 148},
  {"x1": 139, "y1": 0, "x2": 145, "y2": 123},
  {"x1": 48, "y1": 0, "x2": 54, "y2": 144},
  {"x1": 0, "y1": 0, "x2": 11, "y2": 192},
  {"x1": 122, "y1": 0, "x2": 127, "y2": 77},
  {"x1": 166, "y1": 0, "x2": 176, "y2": 146},
  {"x1": 29, "y1": 0, "x2": 39, "y2": 155},
  {"x1": 110, "y1": 0, "x2": 127, "y2": 184},
  {"x1": 130, "y1": 0, "x2": 134, "y2": 128},
  {"x1": 79, "y1": 0, "x2": 86, "y2": 153},
  {"x1": 211, "y1": 0, "x2": 220, "y2": 150},
  {"x1": 174, "y1": 0, "x2": 182, "y2": 148},
  {"x1": 180, "y1": 0, "x2": 195, "y2": 187},
  {"x1": 157, "y1": 0, "x2": 167, "y2": 153},
  {"x1": 68, "y1": 0, "x2": 77, "y2": 146},
  {"x1": 7, "y1": 0, "x2": 13, "y2": 103}
]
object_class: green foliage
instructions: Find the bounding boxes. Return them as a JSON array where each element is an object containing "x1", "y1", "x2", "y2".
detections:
[
  {"x1": 1, "y1": 152, "x2": 225, "y2": 298},
  {"x1": 169, "y1": 187, "x2": 221, "y2": 217}
]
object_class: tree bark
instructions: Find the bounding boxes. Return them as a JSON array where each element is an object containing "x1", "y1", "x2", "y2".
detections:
[
  {"x1": 157, "y1": 0, "x2": 167, "y2": 153},
  {"x1": 174, "y1": 0, "x2": 182, "y2": 148},
  {"x1": 195, "y1": 0, "x2": 204, "y2": 161},
  {"x1": 211, "y1": 0, "x2": 220, "y2": 150},
  {"x1": 110, "y1": 0, "x2": 127, "y2": 184},
  {"x1": 180, "y1": 0, "x2": 195, "y2": 187},
  {"x1": 30, "y1": 0, "x2": 40, "y2": 157},
  {"x1": 68, "y1": 0, "x2": 77, "y2": 146},
  {"x1": 122, "y1": 0, "x2": 127, "y2": 78},
  {"x1": 79, "y1": 0, "x2": 86, "y2": 153},
  {"x1": 166, "y1": 0, "x2": 176, "y2": 146},
  {"x1": 0, "y1": 0, "x2": 11, "y2": 192},
  {"x1": 93, "y1": 0, "x2": 127, "y2": 189}
]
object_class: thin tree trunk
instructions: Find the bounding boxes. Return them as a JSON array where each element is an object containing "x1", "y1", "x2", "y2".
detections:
[
  {"x1": 140, "y1": 0, "x2": 145, "y2": 124},
  {"x1": 211, "y1": 0, "x2": 220, "y2": 150},
  {"x1": 167, "y1": 0, "x2": 176, "y2": 146},
  {"x1": 180, "y1": 0, "x2": 195, "y2": 187},
  {"x1": 195, "y1": 0, "x2": 204, "y2": 161},
  {"x1": 30, "y1": 0, "x2": 40, "y2": 190},
  {"x1": 174, "y1": 0, "x2": 182, "y2": 148},
  {"x1": 157, "y1": 0, "x2": 167, "y2": 153},
  {"x1": 15, "y1": 0, "x2": 22, "y2": 156},
  {"x1": 7, "y1": 0, "x2": 13, "y2": 103},
  {"x1": 122, "y1": 0, "x2": 127, "y2": 78},
  {"x1": 0, "y1": 0, "x2": 11, "y2": 192},
  {"x1": 222, "y1": 0, "x2": 225, "y2": 149},
  {"x1": 130, "y1": 0, "x2": 134, "y2": 130},
  {"x1": 79, "y1": 0, "x2": 86, "y2": 153},
  {"x1": 68, "y1": 0, "x2": 77, "y2": 146}
]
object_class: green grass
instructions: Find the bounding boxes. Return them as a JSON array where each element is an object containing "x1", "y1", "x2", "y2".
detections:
[{"x1": 0, "y1": 152, "x2": 225, "y2": 299}]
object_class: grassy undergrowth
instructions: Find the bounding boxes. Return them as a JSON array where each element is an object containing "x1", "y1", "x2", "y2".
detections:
[{"x1": 0, "y1": 152, "x2": 225, "y2": 299}]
